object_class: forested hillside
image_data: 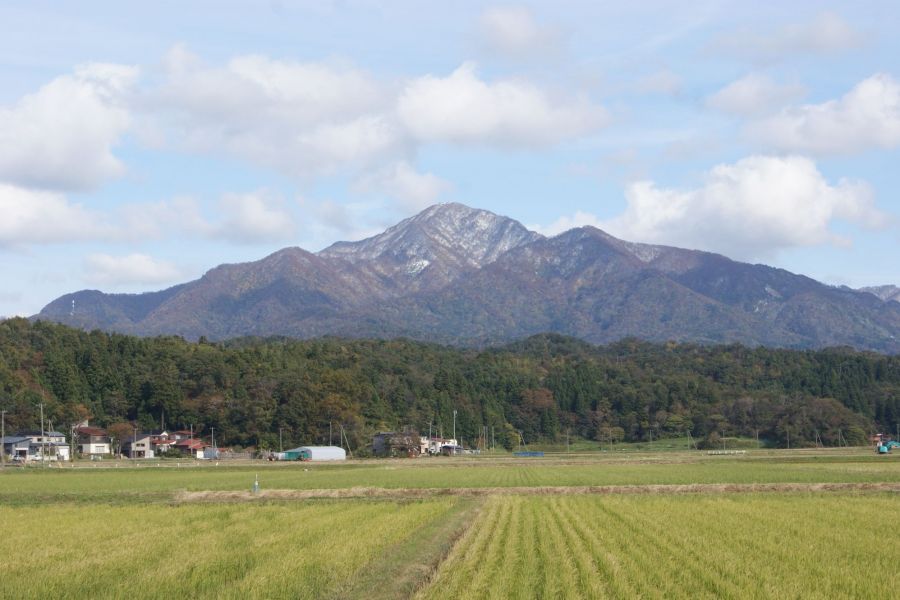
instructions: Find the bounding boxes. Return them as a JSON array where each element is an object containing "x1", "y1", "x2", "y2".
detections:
[{"x1": 1, "y1": 318, "x2": 898, "y2": 451}]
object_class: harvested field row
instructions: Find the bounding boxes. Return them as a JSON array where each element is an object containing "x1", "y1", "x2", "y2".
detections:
[
  {"x1": 177, "y1": 481, "x2": 900, "y2": 502},
  {"x1": 418, "y1": 494, "x2": 900, "y2": 599}
]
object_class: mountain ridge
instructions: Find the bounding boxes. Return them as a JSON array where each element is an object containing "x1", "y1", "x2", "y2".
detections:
[{"x1": 35, "y1": 203, "x2": 900, "y2": 352}]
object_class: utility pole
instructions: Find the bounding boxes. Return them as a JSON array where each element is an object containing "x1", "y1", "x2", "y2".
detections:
[
  {"x1": 1, "y1": 410, "x2": 6, "y2": 466},
  {"x1": 453, "y1": 410, "x2": 457, "y2": 442},
  {"x1": 133, "y1": 426, "x2": 137, "y2": 460},
  {"x1": 329, "y1": 421, "x2": 332, "y2": 446},
  {"x1": 211, "y1": 427, "x2": 216, "y2": 449},
  {"x1": 40, "y1": 401, "x2": 46, "y2": 465},
  {"x1": 279, "y1": 427, "x2": 283, "y2": 452}
]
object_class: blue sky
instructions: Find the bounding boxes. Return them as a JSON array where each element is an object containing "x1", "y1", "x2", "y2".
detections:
[{"x1": 1, "y1": 1, "x2": 899, "y2": 316}]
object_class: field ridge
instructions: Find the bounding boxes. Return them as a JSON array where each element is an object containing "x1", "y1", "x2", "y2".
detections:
[{"x1": 175, "y1": 481, "x2": 900, "y2": 502}]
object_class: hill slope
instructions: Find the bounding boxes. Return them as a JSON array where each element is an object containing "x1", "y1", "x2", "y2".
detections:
[{"x1": 36, "y1": 203, "x2": 900, "y2": 352}]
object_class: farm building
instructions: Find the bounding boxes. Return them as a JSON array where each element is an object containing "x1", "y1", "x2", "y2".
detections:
[
  {"x1": 373, "y1": 431, "x2": 422, "y2": 457},
  {"x1": 280, "y1": 446, "x2": 346, "y2": 461}
]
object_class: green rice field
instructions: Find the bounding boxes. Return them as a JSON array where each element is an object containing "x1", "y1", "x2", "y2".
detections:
[
  {"x1": 2, "y1": 450, "x2": 899, "y2": 503},
  {"x1": 1, "y1": 449, "x2": 898, "y2": 598}
]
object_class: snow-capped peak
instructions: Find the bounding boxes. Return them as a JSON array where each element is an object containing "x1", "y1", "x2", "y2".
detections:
[{"x1": 319, "y1": 203, "x2": 543, "y2": 269}]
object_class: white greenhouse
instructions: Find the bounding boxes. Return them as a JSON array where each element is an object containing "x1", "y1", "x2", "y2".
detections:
[{"x1": 287, "y1": 446, "x2": 347, "y2": 461}]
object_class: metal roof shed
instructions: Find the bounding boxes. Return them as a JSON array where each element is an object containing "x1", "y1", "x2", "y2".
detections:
[{"x1": 294, "y1": 446, "x2": 346, "y2": 461}]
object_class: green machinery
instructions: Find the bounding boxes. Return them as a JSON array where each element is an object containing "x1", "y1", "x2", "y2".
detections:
[{"x1": 877, "y1": 440, "x2": 900, "y2": 454}]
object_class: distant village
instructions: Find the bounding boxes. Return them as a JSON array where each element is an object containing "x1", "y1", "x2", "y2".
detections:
[{"x1": 1, "y1": 421, "x2": 469, "y2": 464}]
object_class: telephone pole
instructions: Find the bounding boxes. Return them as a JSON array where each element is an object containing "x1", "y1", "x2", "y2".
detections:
[
  {"x1": 1, "y1": 410, "x2": 6, "y2": 466},
  {"x1": 40, "y1": 401, "x2": 46, "y2": 465},
  {"x1": 453, "y1": 410, "x2": 457, "y2": 442}
]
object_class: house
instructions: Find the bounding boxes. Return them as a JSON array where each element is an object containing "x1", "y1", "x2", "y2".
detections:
[
  {"x1": 174, "y1": 438, "x2": 207, "y2": 459},
  {"x1": 171, "y1": 430, "x2": 194, "y2": 441},
  {"x1": 18, "y1": 431, "x2": 71, "y2": 461},
  {"x1": 425, "y1": 437, "x2": 457, "y2": 455},
  {"x1": 152, "y1": 437, "x2": 178, "y2": 455},
  {"x1": 75, "y1": 425, "x2": 111, "y2": 457},
  {"x1": 1, "y1": 436, "x2": 32, "y2": 461},
  {"x1": 122, "y1": 433, "x2": 155, "y2": 459}
]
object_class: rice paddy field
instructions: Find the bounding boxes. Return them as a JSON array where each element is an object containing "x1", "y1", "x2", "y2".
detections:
[{"x1": 1, "y1": 449, "x2": 898, "y2": 598}]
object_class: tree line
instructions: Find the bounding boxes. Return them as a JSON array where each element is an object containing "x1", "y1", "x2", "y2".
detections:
[{"x1": 1, "y1": 319, "x2": 897, "y2": 451}]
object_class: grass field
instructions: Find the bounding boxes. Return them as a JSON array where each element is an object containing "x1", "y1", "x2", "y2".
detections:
[
  {"x1": 2, "y1": 449, "x2": 898, "y2": 598},
  {"x1": 2, "y1": 449, "x2": 899, "y2": 503}
]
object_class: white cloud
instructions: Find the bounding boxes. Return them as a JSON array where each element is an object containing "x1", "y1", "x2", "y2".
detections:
[
  {"x1": 712, "y1": 12, "x2": 863, "y2": 63},
  {"x1": 214, "y1": 191, "x2": 297, "y2": 243},
  {"x1": 600, "y1": 155, "x2": 883, "y2": 260},
  {"x1": 84, "y1": 253, "x2": 184, "y2": 286},
  {"x1": 746, "y1": 73, "x2": 900, "y2": 155},
  {"x1": 0, "y1": 184, "x2": 109, "y2": 246},
  {"x1": 354, "y1": 161, "x2": 451, "y2": 211},
  {"x1": 0, "y1": 63, "x2": 137, "y2": 191},
  {"x1": 118, "y1": 196, "x2": 211, "y2": 240},
  {"x1": 397, "y1": 62, "x2": 607, "y2": 146},
  {"x1": 706, "y1": 73, "x2": 805, "y2": 116},
  {"x1": 151, "y1": 46, "x2": 401, "y2": 176},
  {"x1": 479, "y1": 6, "x2": 560, "y2": 58}
]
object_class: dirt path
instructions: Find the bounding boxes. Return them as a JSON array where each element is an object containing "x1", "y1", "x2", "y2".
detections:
[{"x1": 176, "y1": 481, "x2": 900, "y2": 502}]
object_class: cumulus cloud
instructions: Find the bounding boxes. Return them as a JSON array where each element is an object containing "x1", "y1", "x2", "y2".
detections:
[
  {"x1": 397, "y1": 62, "x2": 607, "y2": 146},
  {"x1": 0, "y1": 63, "x2": 137, "y2": 191},
  {"x1": 143, "y1": 48, "x2": 608, "y2": 185},
  {"x1": 151, "y1": 46, "x2": 401, "y2": 176},
  {"x1": 354, "y1": 161, "x2": 451, "y2": 211},
  {"x1": 706, "y1": 73, "x2": 805, "y2": 116},
  {"x1": 214, "y1": 191, "x2": 298, "y2": 243},
  {"x1": 746, "y1": 73, "x2": 900, "y2": 155},
  {"x1": 600, "y1": 155, "x2": 883, "y2": 260},
  {"x1": 478, "y1": 6, "x2": 561, "y2": 58},
  {"x1": 711, "y1": 12, "x2": 863, "y2": 63},
  {"x1": 84, "y1": 253, "x2": 184, "y2": 286},
  {"x1": 0, "y1": 184, "x2": 109, "y2": 247}
]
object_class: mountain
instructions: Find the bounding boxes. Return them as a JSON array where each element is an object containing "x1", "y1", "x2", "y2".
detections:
[
  {"x1": 861, "y1": 285, "x2": 900, "y2": 304},
  {"x1": 35, "y1": 203, "x2": 900, "y2": 352}
]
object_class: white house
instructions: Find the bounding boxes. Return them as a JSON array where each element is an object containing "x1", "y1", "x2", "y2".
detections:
[
  {"x1": 19, "y1": 431, "x2": 71, "y2": 461},
  {"x1": 123, "y1": 433, "x2": 155, "y2": 459},
  {"x1": 75, "y1": 425, "x2": 111, "y2": 457}
]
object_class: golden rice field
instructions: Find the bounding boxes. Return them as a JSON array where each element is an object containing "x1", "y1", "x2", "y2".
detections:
[
  {"x1": 419, "y1": 493, "x2": 900, "y2": 599},
  {"x1": 0, "y1": 497, "x2": 469, "y2": 600},
  {"x1": 2, "y1": 451, "x2": 899, "y2": 599}
]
